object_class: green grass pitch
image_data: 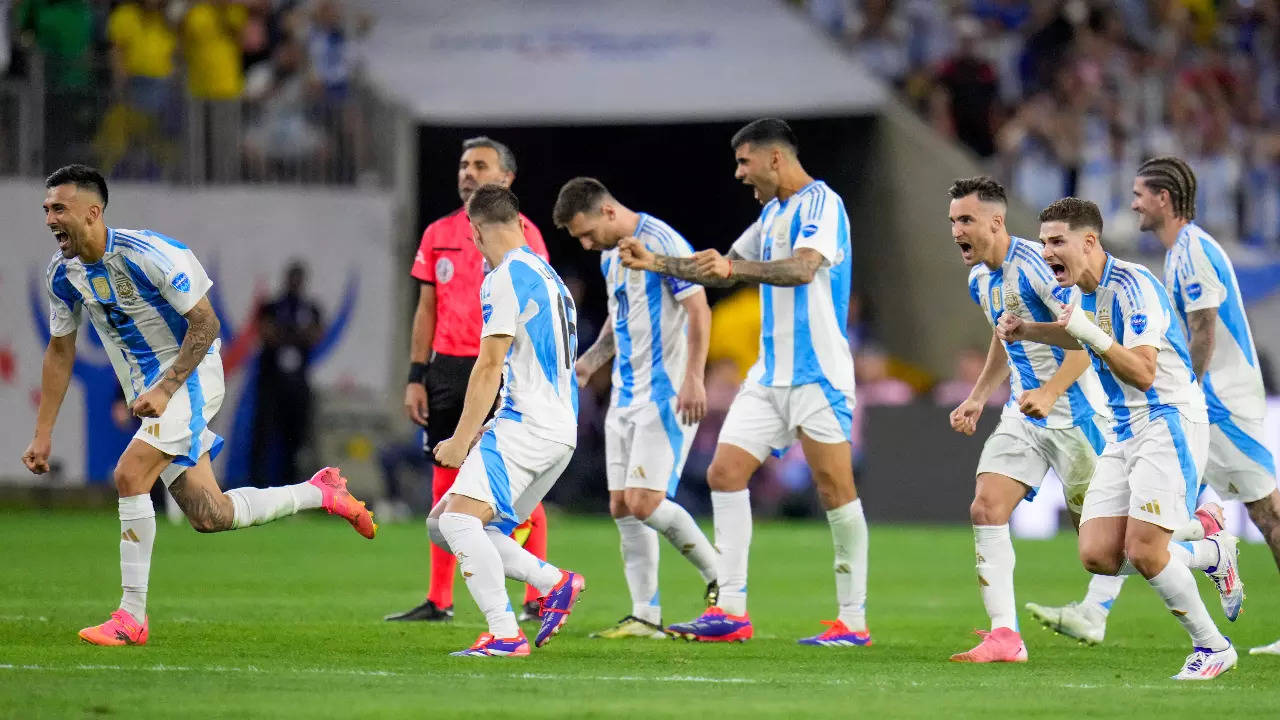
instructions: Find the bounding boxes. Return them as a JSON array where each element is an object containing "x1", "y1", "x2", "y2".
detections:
[{"x1": 2, "y1": 510, "x2": 1278, "y2": 718}]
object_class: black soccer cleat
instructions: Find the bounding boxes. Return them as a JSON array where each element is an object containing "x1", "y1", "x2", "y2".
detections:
[{"x1": 384, "y1": 599, "x2": 454, "y2": 622}]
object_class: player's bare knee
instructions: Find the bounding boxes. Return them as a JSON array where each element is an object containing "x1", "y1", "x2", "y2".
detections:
[
  {"x1": 1079, "y1": 540, "x2": 1123, "y2": 575},
  {"x1": 706, "y1": 461, "x2": 747, "y2": 492},
  {"x1": 969, "y1": 496, "x2": 1006, "y2": 526},
  {"x1": 1123, "y1": 535, "x2": 1166, "y2": 578},
  {"x1": 112, "y1": 466, "x2": 150, "y2": 497},
  {"x1": 625, "y1": 489, "x2": 662, "y2": 521},
  {"x1": 609, "y1": 494, "x2": 631, "y2": 519}
]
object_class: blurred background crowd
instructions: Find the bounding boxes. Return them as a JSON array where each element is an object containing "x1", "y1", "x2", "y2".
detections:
[{"x1": 0, "y1": 0, "x2": 372, "y2": 182}]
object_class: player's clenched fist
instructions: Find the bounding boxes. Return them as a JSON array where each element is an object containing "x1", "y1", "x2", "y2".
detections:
[
  {"x1": 1018, "y1": 387, "x2": 1057, "y2": 419},
  {"x1": 433, "y1": 434, "x2": 468, "y2": 469},
  {"x1": 21, "y1": 436, "x2": 52, "y2": 474},
  {"x1": 995, "y1": 312, "x2": 1024, "y2": 343},
  {"x1": 949, "y1": 398, "x2": 983, "y2": 436},
  {"x1": 618, "y1": 236, "x2": 654, "y2": 270},
  {"x1": 692, "y1": 248, "x2": 731, "y2": 280},
  {"x1": 131, "y1": 386, "x2": 171, "y2": 418}
]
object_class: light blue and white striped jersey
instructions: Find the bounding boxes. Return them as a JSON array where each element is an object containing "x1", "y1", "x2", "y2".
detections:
[
  {"x1": 967, "y1": 237, "x2": 1110, "y2": 444},
  {"x1": 1079, "y1": 255, "x2": 1207, "y2": 440},
  {"x1": 482, "y1": 246, "x2": 579, "y2": 446},
  {"x1": 601, "y1": 213, "x2": 703, "y2": 409},
  {"x1": 45, "y1": 228, "x2": 219, "y2": 403},
  {"x1": 730, "y1": 180, "x2": 854, "y2": 392},
  {"x1": 1163, "y1": 223, "x2": 1266, "y2": 421}
]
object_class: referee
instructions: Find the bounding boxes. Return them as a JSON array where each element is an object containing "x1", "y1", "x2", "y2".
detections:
[{"x1": 385, "y1": 137, "x2": 552, "y2": 622}]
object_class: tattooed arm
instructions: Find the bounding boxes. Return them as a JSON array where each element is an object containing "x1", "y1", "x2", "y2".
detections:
[
  {"x1": 131, "y1": 296, "x2": 222, "y2": 418},
  {"x1": 619, "y1": 240, "x2": 824, "y2": 288},
  {"x1": 1186, "y1": 308, "x2": 1217, "y2": 378}
]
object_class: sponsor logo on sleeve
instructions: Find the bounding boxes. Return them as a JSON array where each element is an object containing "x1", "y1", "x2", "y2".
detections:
[
  {"x1": 482, "y1": 303, "x2": 493, "y2": 323},
  {"x1": 170, "y1": 272, "x2": 191, "y2": 292},
  {"x1": 1129, "y1": 313, "x2": 1148, "y2": 335},
  {"x1": 801, "y1": 223, "x2": 819, "y2": 238},
  {"x1": 1186, "y1": 282, "x2": 1202, "y2": 301},
  {"x1": 435, "y1": 257, "x2": 455, "y2": 284}
]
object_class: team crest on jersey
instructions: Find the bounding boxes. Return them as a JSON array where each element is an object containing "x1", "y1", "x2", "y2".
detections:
[
  {"x1": 1003, "y1": 287, "x2": 1021, "y2": 314},
  {"x1": 114, "y1": 276, "x2": 136, "y2": 300},
  {"x1": 171, "y1": 272, "x2": 191, "y2": 292},
  {"x1": 1186, "y1": 282, "x2": 1202, "y2": 301},
  {"x1": 435, "y1": 257, "x2": 455, "y2": 284},
  {"x1": 90, "y1": 276, "x2": 112, "y2": 302},
  {"x1": 1129, "y1": 313, "x2": 1147, "y2": 335},
  {"x1": 1094, "y1": 308, "x2": 1113, "y2": 336}
]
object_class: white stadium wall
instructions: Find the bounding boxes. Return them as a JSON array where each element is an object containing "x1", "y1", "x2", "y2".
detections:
[{"x1": 0, "y1": 180, "x2": 396, "y2": 486}]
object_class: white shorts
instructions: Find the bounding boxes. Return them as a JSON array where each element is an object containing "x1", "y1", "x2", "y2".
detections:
[
  {"x1": 605, "y1": 399, "x2": 697, "y2": 495},
  {"x1": 976, "y1": 416, "x2": 1106, "y2": 514},
  {"x1": 449, "y1": 418, "x2": 574, "y2": 534},
  {"x1": 1081, "y1": 413, "x2": 1209, "y2": 531},
  {"x1": 134, "y1": 353, "x2": 225, "y2": 487},
  {"x1": 1204, "y1": 416, "x2": 1278, "y2": 503},
  {"x1": 718, "y1": 381, "x2": 854, "y2": 461}
]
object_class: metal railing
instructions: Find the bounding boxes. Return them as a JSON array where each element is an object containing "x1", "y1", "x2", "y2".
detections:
[{"x1": 1, "y1": 52, "x2": 392, "y2": 187}]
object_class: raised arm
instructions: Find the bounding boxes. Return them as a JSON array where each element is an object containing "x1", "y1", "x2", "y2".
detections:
[
  {"x1": 575, "y1": 316, "x2": 615, "y2": 387},
  {"x1": 22, "y1": 333, "x2": 78, "y2": 474},
  {"x1": 132, "y1": 296, "x2": 221, "y2": 418},
  {"x1": 432, "y1": 333, "x2": 513, "y2": 468}
]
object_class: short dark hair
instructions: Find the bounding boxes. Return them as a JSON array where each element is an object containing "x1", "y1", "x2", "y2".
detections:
[
  {"x1": 1137, "y1": 156, "x2": 1197, "y2": 220},
  {"x1": 467, "y1": 184, "x2": 520, "y2": 225},
  {"x1": 552, "y1": 177, "x2": 610, "y2": 228},
  {"x1": 1039, "y1": 197, "x2": 1103, "y2": 233},
  {"x1": 947, "y1": 176, "x2": 1007, "y2": 205},
  {"x1": 462, "y1": 136, "x2": 517, "y2": 174},
  {"x1": 730, "y1": 118, "x2": 798, "y2": 154},
  {"x1": 46, "y1": 164, "x2": 108, "y2": 207}
]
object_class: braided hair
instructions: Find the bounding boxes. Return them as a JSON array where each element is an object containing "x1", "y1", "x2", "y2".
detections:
[{"x1": 1137, "y1": 156, "x2": 1197, "y2": 221}]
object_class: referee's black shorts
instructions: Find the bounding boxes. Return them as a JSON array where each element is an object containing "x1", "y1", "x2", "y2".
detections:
[{"x1": 422, "y1": 353, "x2": 476, "y2": 459}]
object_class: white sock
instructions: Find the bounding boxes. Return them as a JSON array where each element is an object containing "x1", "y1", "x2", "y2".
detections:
[
  {"x1": 973, "y1": 524, "x2": 1016, "y2": 631},
  {"x1": 1148, "y1": 556, "x2": 1229, "y2": 651},
  {"x1": 829, "y1": 499, "x2": 869, "y2": 631},
  {"x1": 439, "y1": 512, "x2": 518, "y2": 638},
  {"x1": 643, "y1": 499, "x2": 718, "y2": 584},
  {"x1": 1083, "y1": 574, "x2": 1126, "y2": 615},
  {"x1": 711, "y1": 489, "x2": 752, "y2": 616},
  {"x1": 616, "y1": 516, "x2": 661, "y2": 625},
  {"x1": 118, "y1": 494, "x2": 156, "y2": 622},
  {"x1": 485, "y1": 526, "x2": 562, "y2": 595},
  {"x1": 225, "y1": 481, "x2": 322, "y2": 529}
]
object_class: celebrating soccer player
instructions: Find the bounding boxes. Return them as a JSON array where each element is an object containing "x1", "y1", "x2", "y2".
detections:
[
  {"x1": 387, "y1": 137, "x2": 553, "y2": 624},
  {"x1": 427, "y1": 184, "x2": 584, "y2": 657},
  {"x1": 1028, "y1": 158, "x2": 1280, "y2": 656},
  {"x1": 999, "y1": 198, "x2": 1240, "y2": 679},
  {"x1": 23, "y1": 165, "x2": 376, "y2": 647},
  {"x1": 619, "y1": 118, "x2": 869, "y2": 646},
  {"x1": 553, "y1": 177, "x2": 719, "y2": 639},
  {"x1": 943, "y1": 177, "x2": 1110, "y2": 663}
]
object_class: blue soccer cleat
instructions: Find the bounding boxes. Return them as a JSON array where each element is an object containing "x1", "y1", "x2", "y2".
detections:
[
  {"x1": 535, "y1": 570, "x2": 586, "y2": 648},
  {"x1": 667, "y1": 606, "x2": 753, "y2": 642},
  {"x1": 450, "y1": 630, "x2": 530, "y2": 657},
  {"x1": 797, "y1": 619, "x2": 873, "y2": 647}
]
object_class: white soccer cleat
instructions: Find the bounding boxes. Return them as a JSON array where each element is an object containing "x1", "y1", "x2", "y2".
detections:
[
  {"x1": 1025, "y1": 601, "x2": 1106, "y2": 645},
  {"x1": 1249, "y1": 638, "x2": 1280, "y2": 656},
  {"x1": 1171, "y1": 642, "x2": 1237, "y2": 680},
  {"x1": 1204, "y1": 531, "x2": 1245, "y2": 621}
]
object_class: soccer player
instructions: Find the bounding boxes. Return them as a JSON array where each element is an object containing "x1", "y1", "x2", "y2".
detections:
[
  {"x1": 427, "y1": 184, "x2": 584, "y2": 657},
  {"x1": 23, "y1": 165, "x2": 375, "y2": 647},
  {"x1": 619, "y1": 118, "x2": 869, "y2": 646},
  {"x1": 553, "y1": 177, "x2": 719, "y2": 639},
  {"x1": 387, "y1": 136, "x2": 552, "y2": 623},
  {"x1": 999, "y1": 197, "x2": 1239, "y2": 679},
  {"x1": 943, "y1": 177, "x2": 1111, "y2": 663},
  {"x1": 1028, "y1": 157, "x2": 1279, "y2": 655}
]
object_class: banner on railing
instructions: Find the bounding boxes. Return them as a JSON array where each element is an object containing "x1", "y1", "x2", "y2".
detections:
[{"x1": 0, "y1": 180, "x2": 395, "y2": 485}]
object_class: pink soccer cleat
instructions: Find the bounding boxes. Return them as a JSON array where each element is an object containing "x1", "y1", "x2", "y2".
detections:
[
  {"x1": 797, "y1": 619, "x2": 873, "y2": 647},
  {"x1": 950, "y1": 627, "x2": 1028, "y2": 663},
  {"x1": 450, "y1": 631, "x2": 531, "y2": 658},
  {"x1": 309, "y1": 467, "x2": 377, "y2": 539},
  {"x1": 78, "y1": 609, "x2": 148, "y2": 646}
]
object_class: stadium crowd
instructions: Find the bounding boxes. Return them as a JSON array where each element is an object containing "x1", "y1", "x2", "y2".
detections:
[
  {"x1": 3, "y1": 0, "x2": 370, "y2": 180},
  {"x1": 798, "y1": 0, "x2": 1280, "y2": 253}
]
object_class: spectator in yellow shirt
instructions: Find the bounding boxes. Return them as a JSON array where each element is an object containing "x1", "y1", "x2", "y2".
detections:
[{"x1": 184, "y1": 0, "x2": 247, "y2": 101}]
